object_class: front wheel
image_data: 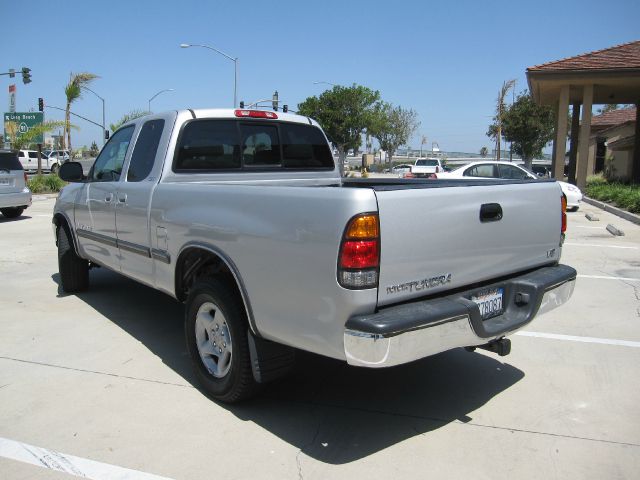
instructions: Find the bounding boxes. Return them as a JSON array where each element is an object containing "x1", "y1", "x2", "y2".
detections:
[
  {"x1": 1, "y1": 207, "x2": 25, "y2": 218},
  {"x1": 185, "y1": 277, "x2": 258, "y2": 403}
]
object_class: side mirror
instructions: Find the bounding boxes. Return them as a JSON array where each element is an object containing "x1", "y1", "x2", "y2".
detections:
[{"x1": 59, "y1": 161, "x2": 84, "y2": 182}]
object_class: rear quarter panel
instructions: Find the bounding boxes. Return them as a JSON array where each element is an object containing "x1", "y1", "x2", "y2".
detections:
[{"x1": 151, "y1": 183, "x2": 379, "y2": 360}]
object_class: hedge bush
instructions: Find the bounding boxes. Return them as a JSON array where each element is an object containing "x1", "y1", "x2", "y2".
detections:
[
  {"x1": 27, "y1": 174, "x2": 66, "y2": 194},
  {"x1": 586, "y1": 177, "x2": 640, "y2": 214}
]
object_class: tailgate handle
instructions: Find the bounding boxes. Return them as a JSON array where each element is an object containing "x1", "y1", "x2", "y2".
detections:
[{"x1": 480, "y1": 203, "x2": 503, "y2": 222}]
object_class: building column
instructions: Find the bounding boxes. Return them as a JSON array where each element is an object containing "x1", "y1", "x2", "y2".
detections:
[
  {"x1": 576, "y1": 84, "x2": 594, "y2": 190},
  {"x1": 568, "y1": 103, "x2": 580, "y2": 185},
  {"x1": 553, "y1": 86, "x2": 570, "y2": 179},
  {"x1": 633, "y1": 102, "x2": 640, "y2": 184}
]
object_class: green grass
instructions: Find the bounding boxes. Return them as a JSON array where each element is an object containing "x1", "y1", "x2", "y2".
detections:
[
  {"x1": 27, "y1": 174, "x2": 66, "y2": 194},
  {"x1": 586, "y1": 177, "x2": 640, "y2": 214}
]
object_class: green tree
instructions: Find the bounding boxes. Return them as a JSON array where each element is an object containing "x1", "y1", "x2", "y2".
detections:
[
  {"x1": 369, "y1": 103, "x2": 420, "y2": 165},
  {"x1": 480, "y1": 146, "x2": 489, "y2": 157},
  {"x1": 297, "y1": 84, "x2": 381, "y2": 176},
  {"x1": 64, "y1": 72, "x2": 99, "y2": 152},
  {"x1": 110, "y1": 110, "x2": 149, "y2": 132},
  {"x1": 489, "y1": 91, "x2": 555, "y2": 169},
  {"x1": 597, "y1": 104, "x2": 618, "y2": 114},
  {"x1": 89, "y1": 141, "x2": 100, "y2": 157}
]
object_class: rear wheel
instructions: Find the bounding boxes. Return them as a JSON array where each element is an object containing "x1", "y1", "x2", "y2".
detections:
[
  {"x1": 57, "y1": 225, "x2": 89, "y2": 292},
  {"x1": 185, "y1": 277, "x2": 258, "y2": 403},
  {"x1": 1, "y1": 207, "x2": 25, "y2": 218}
]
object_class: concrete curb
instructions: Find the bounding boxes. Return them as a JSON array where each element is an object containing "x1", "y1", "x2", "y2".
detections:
[
  {"x1": 32, "y1": 193, "x2": 59, "y2": 201},
  {"x1": 582, "y1": 197, "x2": 640, "y2": 226}
]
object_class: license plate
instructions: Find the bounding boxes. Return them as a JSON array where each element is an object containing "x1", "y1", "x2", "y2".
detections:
[
  {"x1": 471, "y1": 288, "x2": 504, "y2": 319},
  {"x1": 0, "y1": 179, "x2": 10, "y2": 185}
]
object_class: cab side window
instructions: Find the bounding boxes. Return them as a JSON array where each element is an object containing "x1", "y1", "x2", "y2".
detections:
[
  {"x1": 91, "y1": 126, "x2": 135, "y2": 182},
  {"x1": 127, "y1": 120, "x2": 165, "y2": 181}
]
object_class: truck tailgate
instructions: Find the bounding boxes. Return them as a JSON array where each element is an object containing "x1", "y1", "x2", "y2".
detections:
[{"x1": 375, "y1": 180, "x2": 563, "y2": 306}]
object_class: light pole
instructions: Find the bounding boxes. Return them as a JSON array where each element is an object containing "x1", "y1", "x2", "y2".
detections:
[
  {"x1": 148, "y1": 88, "x2": 174, "y2": 112},
  {"x1": 180, "y1": 43, "x2": 238, "y2": 107},
  {"x1": 82, "y1": 86, "x2": 106, "y2": 146}
]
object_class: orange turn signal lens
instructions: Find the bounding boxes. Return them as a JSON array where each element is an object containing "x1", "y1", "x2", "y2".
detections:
[{"x1": 346, "y1": 214, "x2": 379, "y2": 239}]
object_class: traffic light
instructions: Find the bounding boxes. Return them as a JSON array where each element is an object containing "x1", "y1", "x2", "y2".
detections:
[
  {"x1": 21, "y1": 67, "x2": 31, "y2": 84},
  {"x1": 38, "y1": 98, "x2": 44, "y2": 112}
]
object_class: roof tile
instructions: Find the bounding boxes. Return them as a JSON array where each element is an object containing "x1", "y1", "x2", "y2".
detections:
[
  {"x1": 591, "y1": 107, "x2": 637, "y2": 127},
  {"x1": 528, "y1": 40, "x2": 640, "y2": 71}
]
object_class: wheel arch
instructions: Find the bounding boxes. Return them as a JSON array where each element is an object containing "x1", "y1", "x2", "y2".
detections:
[
  {"x1": 175, "y1": 243, "x2": 259, "y2": 336},
  {"x1": 52, "y1": 212, "x2": 80, "y2": 253}
]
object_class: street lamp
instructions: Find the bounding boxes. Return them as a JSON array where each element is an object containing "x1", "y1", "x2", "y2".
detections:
[
  {"x1": 180, "y1": 43, "x2": 238, "y2": 107},
  {"x1": 82, "y1": 86, "x2": 106, "y2": 146},
  {"x1": 148, "y1": 88, "x2": 174, "y2": 112}
]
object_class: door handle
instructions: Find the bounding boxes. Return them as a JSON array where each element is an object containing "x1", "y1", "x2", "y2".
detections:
[
  {"x1": 118, "y1": 193, "x2": 127, "y2": 203},
  {"x1": 480, "y1": 203, "x2": 503, "y2": 222},
  {"x1": 105, "y1": 193, "x2": 114, "y2": 203}
]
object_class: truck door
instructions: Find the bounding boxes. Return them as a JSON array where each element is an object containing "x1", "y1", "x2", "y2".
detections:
[
  {"x1": 115, "y1": 115, "x2": 173, "y2": 284},
  {"x1": 73, "y1": 125, "x2": 135, "y2": 270}
]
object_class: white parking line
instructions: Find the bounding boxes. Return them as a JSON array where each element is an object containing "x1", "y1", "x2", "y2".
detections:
[
  {"x1": 578, "y1": 274, "x2": 640, "y2": 282},
  {"x1": 516, "y1": 331, "x2": 640, "y2": 348},
  {"x1": 573, "y1": 226, "x2": 604, "y2": 229},
  {"x1": 0, "y1": 437, "x2": 174, "y2": 480},
  {"x1": 564, "y1": 243, "x2": 639, "y2": 250}
]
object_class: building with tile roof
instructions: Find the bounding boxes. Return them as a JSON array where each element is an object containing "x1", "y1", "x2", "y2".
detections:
[{"x1": 526, "y1": 41, "x2": 640, "y2": 187}]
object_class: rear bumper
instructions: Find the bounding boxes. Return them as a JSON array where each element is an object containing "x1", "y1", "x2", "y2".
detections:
[
  {"x1": 344, "y1": 264, "x2": 576, "y2": 367},
  {"x1": 0, "y1": 188, "x2": 32, "y2": 209}
]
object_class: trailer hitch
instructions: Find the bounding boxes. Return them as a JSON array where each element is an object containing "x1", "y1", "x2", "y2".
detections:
[{"x1": 465, "y1": 337, "x2": 511, "y2": 357}]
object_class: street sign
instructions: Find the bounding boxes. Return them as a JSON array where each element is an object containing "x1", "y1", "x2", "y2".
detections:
[
  {"x1": 4, "y1": 112, "x2": 44, "y2": 144},
  {"x1": 8, "y1": 84, "x2": 16, "y2": 113}
]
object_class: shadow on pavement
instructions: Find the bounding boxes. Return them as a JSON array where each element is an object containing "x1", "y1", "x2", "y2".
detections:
[
  {"x1": 0, "y1": 214, "x2": 32, "y2": 223},
  {"x1": 53, "y1": 267, "x2": 524, "y2": 464}
]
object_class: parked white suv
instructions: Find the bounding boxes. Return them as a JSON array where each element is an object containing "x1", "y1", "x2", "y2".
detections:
[
  {"x1": 18, "y1": 149, "x2": 65, "y2": 173},
  {"x1": 0, "y1": 150, "x2": 32, "y2": 218}
]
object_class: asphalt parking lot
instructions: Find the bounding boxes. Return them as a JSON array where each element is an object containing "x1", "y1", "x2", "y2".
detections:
[{"x1": 1, "y1": 197, "x2": 639, "y2": 480}]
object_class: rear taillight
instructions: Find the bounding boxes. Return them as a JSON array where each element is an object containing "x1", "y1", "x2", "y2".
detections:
[
  {"x1": 561, "y1": 194, "x2": 567, "y2": 234},
  {"x1": 436, "y1": 166, "x2": 440, "y2": 173},
  {"x1": 24, "y1": 172, "x2": 28, "y2": 183},
  {"x1": 338, "y1": 213, "x2": 380, "y2": 289},
  {"x1": 234, "y1": 109, "x2": 278, "y2": 119}
]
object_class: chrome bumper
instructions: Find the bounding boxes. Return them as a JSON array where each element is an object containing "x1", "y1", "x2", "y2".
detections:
[{"x1": 344, "y1": 265, "x2": 576, "y2": 368}]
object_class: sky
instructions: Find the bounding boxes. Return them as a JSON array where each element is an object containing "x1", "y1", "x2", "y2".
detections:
[{"x1": 5, "y1": 0, "x2": 639, "y2": 154}]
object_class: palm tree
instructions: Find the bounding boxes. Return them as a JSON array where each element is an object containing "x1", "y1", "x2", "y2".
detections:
[
  {"x1": 64, "y1": 72, "x2": 99, "y2": 152},
  {"x1": 495, "y1": 79, "x2": 516, "y2": 161},
  {"x1": 480, "y1": 146, "x2": 489, "y2": 158}
]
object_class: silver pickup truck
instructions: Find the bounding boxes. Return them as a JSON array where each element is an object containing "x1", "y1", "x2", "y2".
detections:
[{"x1": 53, "y1": 108, "x2": 576, "y2": 402}]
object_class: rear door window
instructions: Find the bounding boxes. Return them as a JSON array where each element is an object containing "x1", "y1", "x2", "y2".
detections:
[
  {"x1": 498, "y1": 164, "x2": 531, "y2": 180},
  {"x1": 127, "y1": 119, "x2": 165, "y2": 181}
]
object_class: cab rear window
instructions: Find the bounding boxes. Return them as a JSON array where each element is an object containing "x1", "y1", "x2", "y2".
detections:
[
  {"x1": 174, "y1": 120, "x2": 333, "y2": 171},
  {"x1": 0, "y1": 151, "x2": 23, "y2": 171}
]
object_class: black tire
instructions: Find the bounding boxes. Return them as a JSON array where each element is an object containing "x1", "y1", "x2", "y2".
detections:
[
  {"x1": 57, "y1": 225, "x2": 89, "y2": 292},
  {"x1": 1, "y1": 207, "x2": 25, "y2": 218},
  {"x1": 185, "y1": 277, "x2": 259, "y2": 403},
  {"x1": 51, "y1": 163, "x2": 58, "y2": 174}
]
